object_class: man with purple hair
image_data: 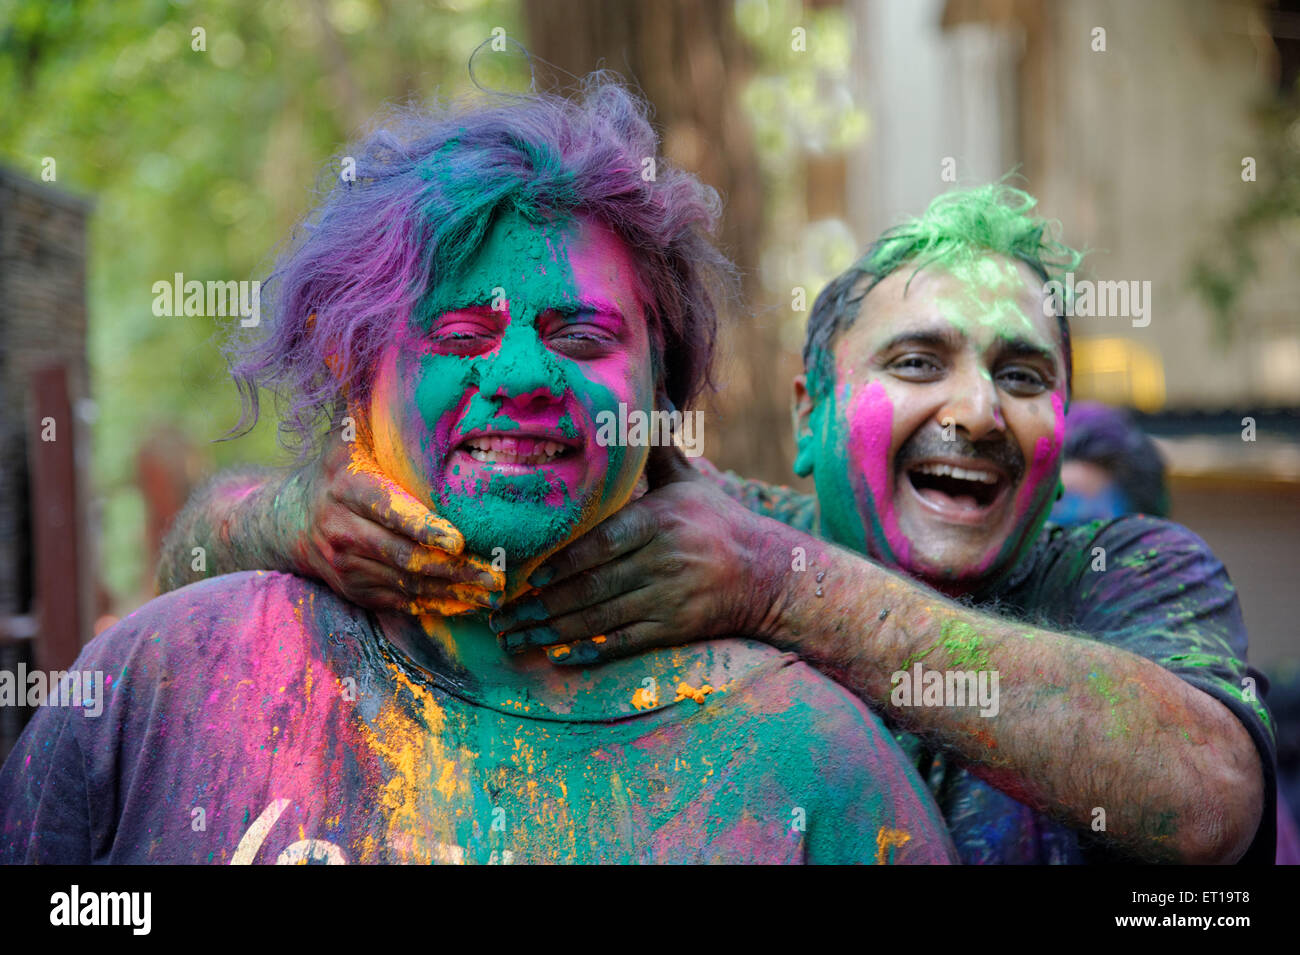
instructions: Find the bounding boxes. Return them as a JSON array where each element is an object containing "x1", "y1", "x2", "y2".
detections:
[
  {"x1": 173, "y1": 181, "x2": 1275, "y2": 865},
  {"x1": 0, "y1": 80, "x2": 955, "y2": 864}
]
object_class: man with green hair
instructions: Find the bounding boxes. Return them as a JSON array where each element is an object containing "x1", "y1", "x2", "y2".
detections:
[{"x1": 160, "y1": 183, "x2": 1275, "y2": 863}]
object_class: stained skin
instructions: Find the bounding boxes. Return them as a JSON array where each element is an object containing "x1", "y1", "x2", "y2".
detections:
[
  {"x1": 2, "y1": 211, "x2": 959, "y2": 865},
  {"x1": 151, "y1": 169, "x2": 1276, "y2": 866},
  {"x1": 0, "y1": 571, "x2": 955, "y2": 864},
  {"x1": 366, "y1": 208, "x2": 644, "y2": 572},
  {"x1": 500, "y1": 254, "x2": 1270, "y2": 863},
  {"x1": 795, "y1": 261, "x2": 1066, "y2": 594}
]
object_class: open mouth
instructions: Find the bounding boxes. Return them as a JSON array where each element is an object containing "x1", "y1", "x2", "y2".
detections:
[
  {"x1": 905, "y1": 460, "x2": 1008, "y2": 513},
  {"x1": 455, "y1": 433, "x2": 580, "y2": 468}
]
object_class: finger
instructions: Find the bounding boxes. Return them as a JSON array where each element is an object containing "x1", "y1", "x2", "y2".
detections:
[
  {"x1": 339, "y1": 567, "x2": 427, "y2": 613},
  {"x1": 543, "y1": 624, "x2": 678, "y2": 667},
  {"x1": 332, "y1": 508, "x2": 501, "y2": 590},
  {"x1": 343, "y1": 555, "x2": 498, "y2": 611},
  {"x1": 403, "y1": 547, "x2": 504, "y2": 590},
  {"x1": 342, "y1": 464, "x2": 465, "y2": 554},
  {"x1": 344, "y1": 584, "x2": 416, "y2": 613},
  {"x1": 527, "y1": 503, "x2": 658, "y2": 588},
  {"x1": 644, "y1": 442, "x2": 698, "y2": 489},
  {"x1": 407, "y1": 596, "x2": 483, "y2": 617},
  {"x1": 494, "y1": 553, "x2": 651, "y2": 631},
  {"x1": 498, "y1": 588, "x2": 656, "y2": 650}
]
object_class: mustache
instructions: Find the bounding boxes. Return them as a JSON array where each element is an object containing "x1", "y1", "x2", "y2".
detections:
[{"x1": 894, "y1": 428, "x2": 1025, "y2": 483}]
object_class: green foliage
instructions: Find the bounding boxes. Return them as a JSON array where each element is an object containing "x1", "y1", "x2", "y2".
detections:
[
  {"x1": 735, "y1": 0, "x2": 867, "y2": 350},
  {"x1": 0, "y1": 0, "x2": 523, "y2": 599},
  {"x1": 1189, "y1": 93, "x2": 1300, "y2": 342}
]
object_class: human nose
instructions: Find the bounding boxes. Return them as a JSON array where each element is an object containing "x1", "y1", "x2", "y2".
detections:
[
  {"x1": 474, "y1": 320, "x2": 565, "y2": 408},
  {"x1": 937, "y1": 363, "x2": 1005, "y2": 442}
]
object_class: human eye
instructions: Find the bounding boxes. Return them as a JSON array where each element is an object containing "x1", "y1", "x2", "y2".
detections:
[
  {"x1": 887, "y1": 353, "x2": 943, "y2": 381},
  {"x1": 544, "y1": 309, "x2": 619, "y2": 358},
  {"x1": 996, "y1": 364, "x2": 1049, "y2": 396},
  {"x1": 429, "y1": 311, "x2": 499, "y2": 355}
]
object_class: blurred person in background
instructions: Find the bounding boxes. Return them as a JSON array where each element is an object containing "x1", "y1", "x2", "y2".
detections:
[{"x1": 1050, "y1": 401, "x2": 1169, "y2": 526}]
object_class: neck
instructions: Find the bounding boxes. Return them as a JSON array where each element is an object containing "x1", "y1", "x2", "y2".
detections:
[
  {"x1": 370, "y1": 593, "x2": 723, "y2": 722},
  {"x1": 373, "y1": 608, "x2": 553, "y2": 698}
]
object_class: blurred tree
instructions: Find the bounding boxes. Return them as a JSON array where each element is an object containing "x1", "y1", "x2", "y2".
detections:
[
  {"x1": 523, "y1": 0, "x2": 792, "y2": 483},
  {"x1": 1189, "y1": 3, "x2": 1300, "y2": 341},
  {"x1": 1189, "y1": 95, "x2": 1300, "y2": 342},
  {"x1": 0, "y1": 0, "x2": 523, "y2": 602},
  {"x1": 0, "y1": 0, "x2": 864, "y2": 604}
]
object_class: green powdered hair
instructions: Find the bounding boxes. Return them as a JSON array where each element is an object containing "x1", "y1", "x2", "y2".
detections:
[{"x1": 802, "y1": 182, "x2": 1087, "y2": 397}]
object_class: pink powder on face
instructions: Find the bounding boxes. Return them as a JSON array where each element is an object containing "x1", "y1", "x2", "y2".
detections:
[
  {"x1": 377, "y1": 219, "x2": 647, "y2": 515},
  {"x1": 970, "y1": 389, "x2": 1065, "y2": 576},
  {"x1": 1020, "y1": 390, "x2": 1066, "y2": 517},
  {"x1": 847, "y1": 380, "x2": 911, "y2": 567}
]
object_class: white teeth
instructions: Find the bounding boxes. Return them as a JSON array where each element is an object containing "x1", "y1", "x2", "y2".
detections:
[
  {"x1": 464, "y1": 440, "x2": 566, "y2": 467},
  {"x1": 912, "y1": 463, "x2": 999, "y2": 484}
]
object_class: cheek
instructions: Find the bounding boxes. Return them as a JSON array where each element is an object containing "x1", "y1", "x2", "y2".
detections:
[
  {"x1": 572, "y1": 354, "x2": 642, "y2": 407},
  {"x1": 569, "y1": 348, "x2": 652, "y2": 434},
  {"x1": 1012, "y1": 391, "x2": 1066, "y2": 515},
  {"x1": 571, "y1": 360, "x2": 641, "y2": 486},
  {"x1": 365, "y1": 355, "x2": 425, "y2": 494},
  {"x1": 368, "y1": 348, "x2": 472, "y2": 498},
  {"x1": 844, "y1": 380, "x2": 913, "y2": 557},
  {"x1": 845, "y1": 380, "x2": 895, "y2": 497},
  {"x1": 413, "y1": 352, "x2": 478, "y2": 463}
]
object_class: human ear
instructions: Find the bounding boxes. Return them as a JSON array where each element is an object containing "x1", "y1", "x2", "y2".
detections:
[{"x1": 791, "y1": 374, "x2": 817, "y2": 478}]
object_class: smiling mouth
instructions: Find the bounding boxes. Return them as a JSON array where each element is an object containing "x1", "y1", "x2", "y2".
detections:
[
  {"x1": 456, "y1": 434, "x2": 579, "y2": 468},
  {"x1": 904, "y1": 460, "x2": 1009, "y2": 513}
]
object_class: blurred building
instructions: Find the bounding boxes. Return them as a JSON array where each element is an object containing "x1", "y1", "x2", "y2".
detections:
[
  {"x1": 840, "y1": 0, "x2": 1300, "y2": 664},
  {"x1": 0, "y1": 166, "x2": 94, "y2": 760}
]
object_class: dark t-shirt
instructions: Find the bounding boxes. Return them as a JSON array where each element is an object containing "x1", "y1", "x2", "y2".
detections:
[
  {"x1": 698, "y1": 461, "x2": 1278, "y2": 864},
  {"x1": 0, "y1": 571, "x2": 956, "y2": 864}
]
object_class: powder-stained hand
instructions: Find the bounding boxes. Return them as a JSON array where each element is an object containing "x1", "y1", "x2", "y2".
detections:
[
  {"x1": 490, "y1": 445, "x2": 791, "y2": 663},
  {"x1": 293, "y1": 435, "x2": 505, "y2": 615}
]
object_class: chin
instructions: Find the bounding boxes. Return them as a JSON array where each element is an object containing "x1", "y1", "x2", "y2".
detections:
[
  {"x1": 893, "y1": 540, "x2": 1004, "y2": 589},
  {"x1": 436, "y1": 475, "x2": 591, "y2": 563}
]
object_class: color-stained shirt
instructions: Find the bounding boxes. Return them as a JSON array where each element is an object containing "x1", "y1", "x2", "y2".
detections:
[
  {"x1": 698, "y1": 462, "x2": 1278, "y2": 865},
  {"x1": 0, "y1": 571, "x2": 957, "y2": 865}
]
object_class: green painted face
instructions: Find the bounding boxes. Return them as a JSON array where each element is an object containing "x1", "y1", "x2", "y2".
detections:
[
  {"x1": 795, "y1": 256, "x2": 1068, "y2": 594},
  {"x1": 366, "y1": 208, "x2": 655, "y2": 569}
]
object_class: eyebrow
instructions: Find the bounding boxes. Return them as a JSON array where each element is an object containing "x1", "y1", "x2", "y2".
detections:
[
  {"x1": 874, "y1": 326, "x2": 965, "y2": 355},
  {"x1": 439, "y1": 298, "x2": 626, "y2": 319},
  {"x1": 437, "y1": 301, "x2": 497, "y2": 315},
  {"x1": 875, "y1": 326, "x2": 1057, "y2": 365},
  {"x1": 554, "y1": 299, "x2": 625, "y2": 318},
  {"x1": 994, "y1": 337, "x2": 1057, "y2": 365}
]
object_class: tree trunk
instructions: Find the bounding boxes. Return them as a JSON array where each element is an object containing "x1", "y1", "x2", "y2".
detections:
[{"x1": 523, "y1": 0, "x2": 795, "y2": 484}]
